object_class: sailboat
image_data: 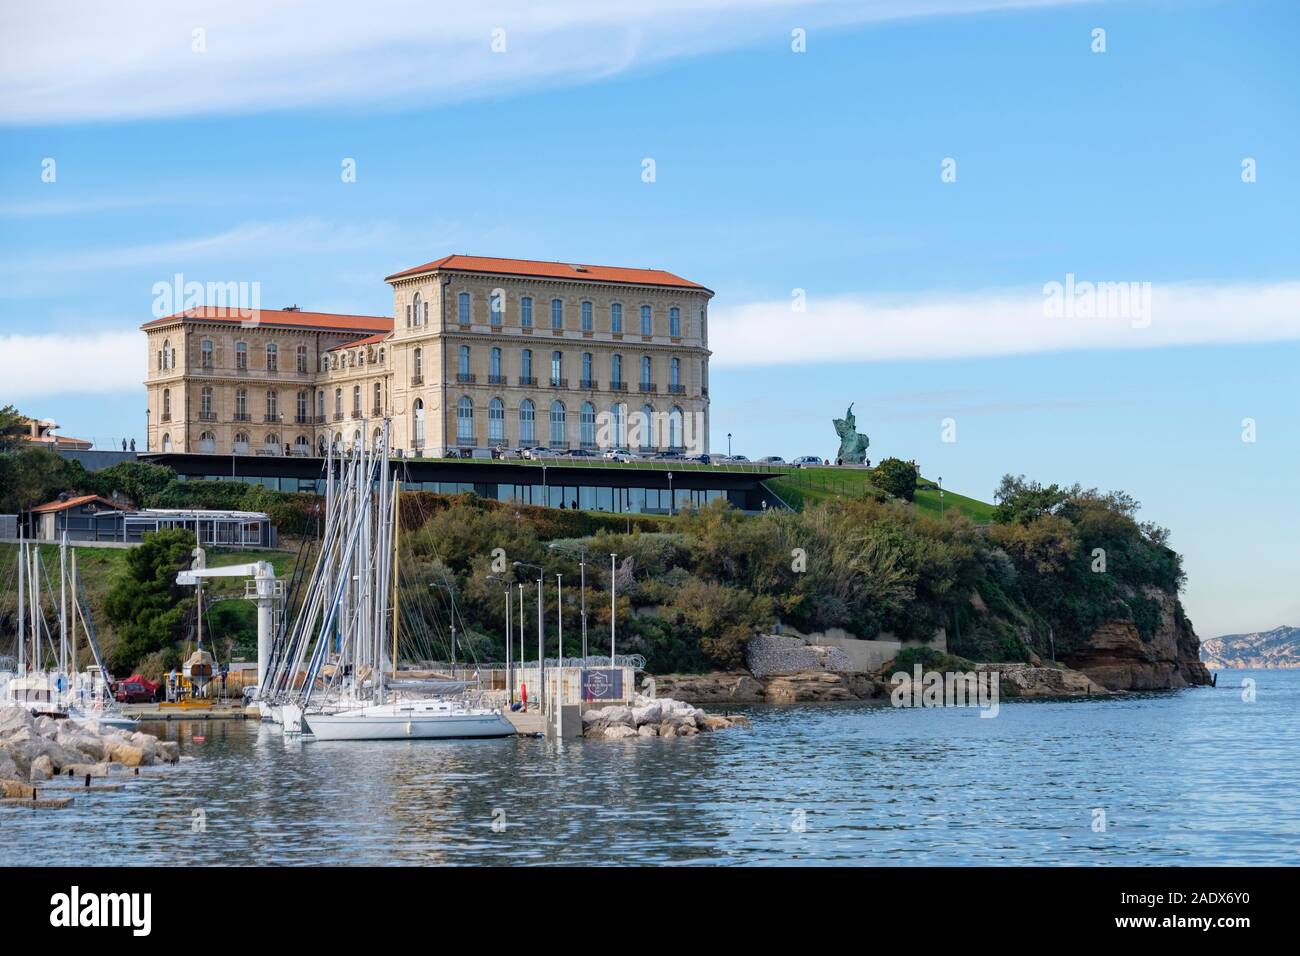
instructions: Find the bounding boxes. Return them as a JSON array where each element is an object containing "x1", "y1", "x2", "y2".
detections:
[{"x1": 261, "y1": 421, "x2": 512, "y2": 741}]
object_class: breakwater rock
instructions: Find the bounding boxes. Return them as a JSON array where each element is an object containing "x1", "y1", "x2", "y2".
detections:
[
  {"x1": 0, "y1": 706, "x2": 179, "y2": 787},
  {"x1": 582, "y1": 696, "x2": 750, "y2": 740},
  {"x1": 1064, "y1": 588, "x2": 1213, "y2": 690}
]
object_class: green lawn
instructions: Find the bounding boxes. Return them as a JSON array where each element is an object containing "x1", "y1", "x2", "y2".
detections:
[{"x1": 765, "y1": 466, "x2": 995, "y2": 523}]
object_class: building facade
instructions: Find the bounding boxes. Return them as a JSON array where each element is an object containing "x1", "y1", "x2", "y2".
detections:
[{"x1": 143, "y1": 255, "x2": 713, "y2": 458}]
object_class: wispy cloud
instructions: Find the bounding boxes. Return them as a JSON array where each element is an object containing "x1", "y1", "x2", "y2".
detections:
[
  {"x1": 2, "y1": 0, "x2": 1095, "y2": 124},
  {"x1": 0, "y1": 196, "x2": 164, "y2": 219},
  {"x1": 3, "y1": 329, "x2": 140, "y2": 398},
  {"x1": 710, "y1": 281, "x2": 1300, "y2": 366}
]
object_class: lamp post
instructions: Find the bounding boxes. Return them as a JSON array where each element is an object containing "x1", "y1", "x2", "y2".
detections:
[
  {"x1": 727, "y1": 432, "x2": 732, "y2": 457},
  {"x1": 609, "y1": 553, "x2": 618, "y2": 667},
  {"x1": 429, "y1": 582, "x2": 458, "y2": 667},
  {"x1": 938, "y1": 476, "x2": 944, "y2": 518},
  {"x1": 667, "y1": 471, "x2": 674, "y2": 516},
  {"x1": 514, "y1": 562, "x2": 545, "y2": 707},
  {"x1": 486, "y1": 574, "x2": 513, "y2": 705},
  {"x1": 548, "y1": 542, "x2": 588, "y2": 658}
]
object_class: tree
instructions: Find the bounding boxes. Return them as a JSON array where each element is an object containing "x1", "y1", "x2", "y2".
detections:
[
  {"x1": 102, "y1": 529, "x2": 196, "y2": 674},
  {"x1": 874, "y1": 457, "x2": 918, "y2": 502},
  {"x1": 90, "y1": 460, "x2": 175, "y2": 508},
  {"x1": 0, "y1": 404, "x2": 26, "y2": 453}
]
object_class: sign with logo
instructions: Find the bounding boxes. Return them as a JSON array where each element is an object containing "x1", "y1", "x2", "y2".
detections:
[{"x1": 580, "y1": 668, "x2": 623, "y2": 701}]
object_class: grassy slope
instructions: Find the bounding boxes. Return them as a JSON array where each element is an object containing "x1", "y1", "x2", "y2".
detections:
[{"x1": 765, "y1": 467, "x2": 996, "y2": 523}]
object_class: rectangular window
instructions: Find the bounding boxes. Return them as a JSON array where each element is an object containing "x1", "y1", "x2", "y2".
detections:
[
  {"x1": 521, "y1": 297, "x2": 533, "y2": 327},
  {"x1": 611, "y1": 303, "x2": 622, "y2": 333},
  {"x1": 458, "y1": 291, "x2": 471, "y2": 325},
  {"x1": 670, "y1": 307, "x2": 681, "y2": 337},
  {"x1": 640, "y1": 305, "x2": 652, "y2": 336},
  {"x1": 581, "y1": 301, "x2": 593, "y2": 332},
  {"x1": 551, "y1": 298, "x2": 563, "y2": 330}
]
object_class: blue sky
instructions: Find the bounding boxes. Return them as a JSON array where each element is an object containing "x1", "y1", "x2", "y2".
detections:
[{"x1": 1, "y1": 0, "x2": 1297, "y2": 637}]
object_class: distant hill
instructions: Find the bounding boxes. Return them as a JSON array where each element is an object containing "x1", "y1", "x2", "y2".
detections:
[{"x1": 1201, "y1": 626, "x2": 1300, "y2": 669}]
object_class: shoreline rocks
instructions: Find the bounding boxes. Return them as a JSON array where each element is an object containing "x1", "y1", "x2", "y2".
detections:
[
  {"x1": 581, "y1": 695, "x2": 751, "y2": 740},
  {"x1": 0, "y1": 705, "x2": 178, "y2": 790}
]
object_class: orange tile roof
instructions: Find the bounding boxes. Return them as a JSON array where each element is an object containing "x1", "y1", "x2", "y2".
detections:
[
  {"x1": 385, "y1": 254, "x2": 710, "y2": 291},
  {"x1": 327, "y1": 332, "x2": 391, "y2": 351},
  {"x1": 142, "y1": 306, "x2": 393, "y2": 334},
  {"x1": 30, "y1": 494, "x2": 128, "y2": 514}
]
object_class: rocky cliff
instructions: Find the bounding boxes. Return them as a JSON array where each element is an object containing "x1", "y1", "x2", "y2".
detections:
[
  {"x1": 1061, "y1": 587, "x2": 1213, "y2": 690},
  {"x1": 1200, "y1": 625, "x2": 1300, "y2": 669}
]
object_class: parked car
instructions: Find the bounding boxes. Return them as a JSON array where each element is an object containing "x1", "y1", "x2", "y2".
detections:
[
  {"x1": 792, "y1": 455, "x2": 822, "y2": 467},
  {"x1": 522, "y1": 446, "x2": 552, "y2": 460},
  {"x1": 758, "y1": 455, "x2": 786, "y2": 464},
  {"x1": 654, "y1": 450, "x2": 684, "y2": 460},
  {"x1": 683, "y1": 453, "x2": 712, "y2": 465},
  {"x1": 603, "y1": 447, "x2": 638, "y2": 462},
  {"x1": 114, "y1": 681, "x2": 155, "y2": 704},
  {"x1": 566, "y1": 448, "x2": 597, "y2": 458},
  {"x1": 728, "y1": 454, "x2": 749, "y2": 463}
]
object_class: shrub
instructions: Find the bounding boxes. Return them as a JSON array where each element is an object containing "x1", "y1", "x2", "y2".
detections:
[{"x1": 873, "y1": 457, "x2": 918, "y2": 502}]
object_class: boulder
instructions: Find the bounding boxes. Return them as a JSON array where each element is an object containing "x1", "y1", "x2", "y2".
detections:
[
  {"x1": 697, "y1": 714, "x2": 733, "y2": 732},
  {"x1": 107, "y1": 741, "x2": 146, "y2": 768},
  {"x1": 0, "y1": 749, "x2": 19, "y2": 781},
  {"x1": 156, "y1": 741, "x2": 180, "y2": 763},
  {"x1": 57, "y1": 730, "x2": 109, "y2": 763},
  {"x1": 631, "y1": 702, "x2": 663, "y2": 726},
  {"x1": 33, "y1": 715, "x2": 61, "y2": 739},
  {"x1": 636, "y1": 724, "x2": 658, "y2": 737},
  {"x1": 29, "y1": 754, "x2": 55, "y2": 781},
  {"x1": 603, "y1": 725, "x2": 637, "y2": 740},
  {"x1": 0, "y1": 706, "x2": 37, "y2": 736},
  {"x1": 1, "y1": 779, "x2": 36, "y2": 798},
  {"x1": 658, "y1": 722, "x2": 678, "y2": 738}
]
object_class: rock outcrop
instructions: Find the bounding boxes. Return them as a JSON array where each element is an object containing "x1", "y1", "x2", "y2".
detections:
[
  {"x1": 581, "y1": 695, "x2": 750, "y2": 740},
  {"x1": 1201, "y1": 625, "x2": 1300, "y2": 669},
  {"x1": 0, "y1": 706, "x2": 179, "y2": 788},
  {"x1": 1063, "y1": 588, "x2": 1213, "y2": 691},
  {"x1": 652, "y1": 670, "x2": 889, "y2": 705}
]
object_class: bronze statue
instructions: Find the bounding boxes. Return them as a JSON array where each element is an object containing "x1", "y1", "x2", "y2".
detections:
[{"x1": 833, "y1": 403, "x2": 870, "y2": 464}]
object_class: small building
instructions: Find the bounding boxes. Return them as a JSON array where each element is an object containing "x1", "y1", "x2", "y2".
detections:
[
  {"x1": 20, "y1": 416, "x2": 93, "y2": 451},
  {"x1": 25, "y1": 497, "x2": 276, "y2": 547},
  {"x1": 28, "y1": 494, "x2": 130, "y2": 541}
]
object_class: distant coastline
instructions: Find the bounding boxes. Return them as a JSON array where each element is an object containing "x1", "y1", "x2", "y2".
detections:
[{"x1": 1201, "y1": 626, "x2": 1300, "y2": 670}]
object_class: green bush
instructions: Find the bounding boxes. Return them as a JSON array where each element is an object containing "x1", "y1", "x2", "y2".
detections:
[{"x1": 873, "y1": 457, "x2": 919, "y2": 502}]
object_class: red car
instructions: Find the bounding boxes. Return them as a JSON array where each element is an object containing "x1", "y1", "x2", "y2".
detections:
[{"x1": 114, "y1": 680, "x2": 157, "y2": 704}]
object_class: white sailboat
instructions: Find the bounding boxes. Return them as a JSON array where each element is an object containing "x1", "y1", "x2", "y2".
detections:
[{"x1": 260, "y1": 420, "x2": 512, "y2": 741}]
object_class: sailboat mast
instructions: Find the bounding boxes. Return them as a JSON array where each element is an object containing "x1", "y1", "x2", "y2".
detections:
[
  {"x1": 391, "y1": 477, "x2": 400, "y2": 680},
  {"x1": 16, "y1": 532, "x2": 25, "y2": 675},
  {"x1": 60, "y1": 532, "x2": 68, "y2": 680}
]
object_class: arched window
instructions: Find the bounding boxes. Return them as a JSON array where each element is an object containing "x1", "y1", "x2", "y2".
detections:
[
  {"x1": 413, "y1": 398, "x2": 425, "y2": 447},
  {"x1": 488, "y1": 398, "x2": 505, "y2": 444},
  {"x1": 490, "y1": 290, "x2": 503, "y2": 326},
  {"x1": 640, "y1": 305, "x2": 652, "y2": 336},
  {"x1": 521, "y1": 348, "x2": 533, "y2": 381},
  {"x1": 581, "y1": 402, "x2": 596, "y2": 447},
  {"x1": 412, "y1": 292, "x2": 422, "y2": 328},
  {"x1": 160, "y1": 339, "x2": 171, "y2": 370},
  {"x1": 669, "y1": 406, "x2": 684, "y2": 449},
  {"x1": 670, "y1": 357, "x2": 681, "y2": 388},
  {"x1": 235, "y1": 387, "x2": 248, "y2": 420},
  {"x1": 670, "y1": 307, "x2": 681, "y2": 337},
  {"x1": 610, "y1": 303, "x2": 623, "y2": 333},
  {"x1": 161, "y1": 433, "x2": 172, "y2": 453},
  {"x1": 458, "y1": 291, "x2": 471, "y2": 325},
  {"x1": 550, "y1": 298, "x2": 563, "y2": 330},
  {"x1": 372, "y1": 427, "x2": 382, "y2": 448},
  {"x1": 490, "y1": 346, "x2": 502, "y2": 380},
  {"x1": 550, "y1": 350, "x2": 563, "y2": 386},
  {"x1": 611, "y1": 354, "x2": 623, "y2": 386},
  {"x1": 637, "y1": 404, "x2": 654, "y2": 450},
  {"x1": 413, "y1": 347, "x2": 423, "y2": 382},
  {"x1": 265, "y1": 433, "x2": 280, "y2": 454},
  {"x1": 235, "y1": 341, "x2": 247, "y2": 370},
  {"x1": 296, "y1": 344, "x2": 307, "y2": 372},
  {"x1": 519, "y1": 399, "x2": 535, "y2": 444},
  {"x1": 294, "y1": 435, "x2": 309, "y2": 455},
  {"x1": 200, "y1": 386, "x2": 213, "y2": 417},
  {"x1": 520, "y1": 296, "x2": 533, "y2": 328},
  {"x1": 459, "y1": 345, "x2": 471, "y2": 378},
  {"x1": 581, "y1": 301, "x2": 593, "y2": 332},
  {"x1": 611, "y1": 403, "x2": 626, "y2": 447},
  {"x1": 162, "y1": 388, "x2": 171, "y2": 419},
  {"x1": 456, "y1": 396, "x2": 474, "y2": 443},
  {"x1": 233, "y1": 432, "x2": 249, "y2": 455},
  {"x1": 199, "y1": 431, "x2": 215, "y2": 454},
  {"x1": 640, "y1": 355, "x2": 652, "y2": 386},
  {"x1": 352, "y1": 385, "x2": 361, "y2": 416},
  {"x1": 200, "y1": 339, "x2": 213, "y2": 368},
  {"x1": 549, "y1": 400, "x2": 566, "y2": 447},
  {"x1": 266, "y1": 342, "x2": 278, "y2": 372}
]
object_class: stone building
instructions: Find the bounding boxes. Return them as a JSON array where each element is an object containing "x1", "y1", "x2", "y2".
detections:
[{"x1": 142, "y1": 255, "x2": 713, "y2": 458}]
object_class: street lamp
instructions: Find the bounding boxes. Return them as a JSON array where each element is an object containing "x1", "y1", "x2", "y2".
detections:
[
  {"x1": 513, "y1": 561, "x2": 545, "y2": 707},
  {"x1": 548, "y1": 542, "x2": 589, "y2": 658},
  {"x1": 667, "y1": 471, "x2": 674, "y2": 516},
  {"x1": 727, "y1": 432, "x2": 732, "y2": 457},
  {"x1": 486, "y1": 574, "x2": 513, "y2": 705},
  {"x1": 938, "y1": 476, "x2": 944, "y2": 518},
  {"x1": 429, "y1": 582, "x2": 458, "y2": 667}
]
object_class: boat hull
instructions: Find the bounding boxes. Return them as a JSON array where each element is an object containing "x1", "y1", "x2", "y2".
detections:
[{"x1": 303, "y1": 710, "x2": 514, "y2": 741}]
